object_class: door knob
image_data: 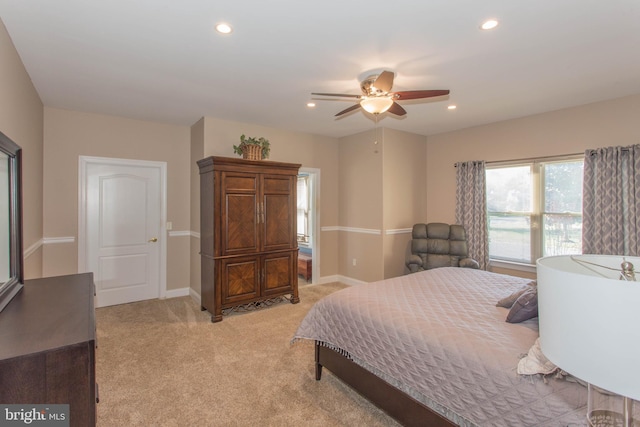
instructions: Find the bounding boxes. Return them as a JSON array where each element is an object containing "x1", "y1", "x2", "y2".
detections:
[{"x1": 148, "y1": 237, "x2": 158, "y2": 242}]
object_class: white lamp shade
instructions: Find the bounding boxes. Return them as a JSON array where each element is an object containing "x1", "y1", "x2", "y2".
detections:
[
  {"x1": 537, "y1": 255, "x2": 640, "y2": 401},
  {"x1": 360, "y1": 97, "x2": 393, "y2": 114}
]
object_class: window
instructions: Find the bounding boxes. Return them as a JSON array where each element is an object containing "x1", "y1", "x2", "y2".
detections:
[
  {"x1": 297, "y1": 175, "x2": 310, "y2": 244},
  {"x1": 486, "y1": 157, "x2": 583, "y2": 264}
]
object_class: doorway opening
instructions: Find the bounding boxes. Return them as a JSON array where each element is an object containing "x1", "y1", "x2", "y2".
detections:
[{"x1": 297, "y1": 168, "x2": 319, "y2": 285}]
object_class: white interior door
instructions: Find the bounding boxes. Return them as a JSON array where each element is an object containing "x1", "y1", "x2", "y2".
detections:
[{"x1": 79, "y1": 157, "x2": 166, "y2": 308}]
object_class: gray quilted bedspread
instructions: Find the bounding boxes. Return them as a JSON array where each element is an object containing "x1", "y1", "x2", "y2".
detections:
[{"x1": 293, "y1": 268, "x2": 587, "y2": 426}]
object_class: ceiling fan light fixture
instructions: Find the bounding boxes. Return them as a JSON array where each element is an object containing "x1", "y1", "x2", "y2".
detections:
[
  {"x1": 360, "y1": 97, "x2": 394, "y2": 114},
  {"x1": 480, "y1": 19, "x2": 499, "y2": 30},
  {"x1": 215, "y1": 22, "x2": 233, "y2": 34}
]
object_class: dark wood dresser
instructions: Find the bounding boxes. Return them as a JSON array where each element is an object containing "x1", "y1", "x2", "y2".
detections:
[
  {"x1": 298, "y1": 253, "x2": 312, "y2": 281},
  {"x1": 0, "y1": 273, "x2": 97, "y2": 427},
  {"x1": 198, "y1": 156, "x2": 301, "y2": 322}
]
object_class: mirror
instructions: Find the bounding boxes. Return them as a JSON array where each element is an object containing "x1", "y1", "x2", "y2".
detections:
[{"x1": 0, "y1": 131, "x2": 23, "y2": 313}]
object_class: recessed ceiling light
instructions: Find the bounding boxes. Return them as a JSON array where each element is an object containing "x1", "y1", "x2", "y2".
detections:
[
  {"x1": 480, "y1": 19, "x2": 499, "y2": 30},
  {"x1": 307, "y1": 102, "x2": 316, "y2": 108},
  {"x1": 448, "y1": 105, "x2": 457, "y2": 110},
  {"x1": 215, "y1": 22, "x2": 233, "y2": 34}
]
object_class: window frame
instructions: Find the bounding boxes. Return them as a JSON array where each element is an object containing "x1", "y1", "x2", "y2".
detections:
[{"x1": 486, "y1": 154, "x2": 583, "y2": 270}]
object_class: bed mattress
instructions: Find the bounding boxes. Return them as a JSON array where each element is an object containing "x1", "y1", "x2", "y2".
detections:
[{"x1": 293, "y1": 267, "x2": 587, "y2": 426}]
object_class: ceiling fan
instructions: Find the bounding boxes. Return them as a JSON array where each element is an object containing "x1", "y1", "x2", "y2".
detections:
[{"x1": 312, "y1": 70, "x2": 450, "y2": 117}]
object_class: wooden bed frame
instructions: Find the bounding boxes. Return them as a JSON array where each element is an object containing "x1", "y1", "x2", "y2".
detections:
[{"x1": 315, "y1": 342, "x2": 456, "y2": 427}]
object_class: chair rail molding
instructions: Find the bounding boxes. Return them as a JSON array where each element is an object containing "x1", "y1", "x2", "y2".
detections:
[
  {"x1": 24, "y1": 237, "x2": 77, "y2": 260},
  {"x1": 43, "y1": 237, "x2": 76, "y2": 244},
  {"x1": 385, "y1": 228, "x2": 412, "y2": 235},
  {"x1": 321, "y1": 226, "x2": 381, "y2": 235},
  {"x1": 23, "y1": 239, "x2": 43, "y2": 259}
]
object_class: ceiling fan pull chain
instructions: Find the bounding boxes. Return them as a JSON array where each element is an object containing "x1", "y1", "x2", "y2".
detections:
[{"x1": 374, "y1": 114, "x2": 379, "y2": 145}]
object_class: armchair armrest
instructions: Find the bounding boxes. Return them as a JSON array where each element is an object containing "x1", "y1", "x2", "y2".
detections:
[
  {"x1": 460, "y1": 257, "x2": 480, "y2": 269},
  {"x1": 406, "y1": 254, "x2": 424, "y2": 273}
]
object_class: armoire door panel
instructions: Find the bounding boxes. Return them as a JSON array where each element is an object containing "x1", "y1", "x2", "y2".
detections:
[
  {"x1": 263, "y1": 252, "x2": 294, "y2": 296},
  {"x1": 263, "y1": 194, "x2": 292, "y2": 250},
  {"x1": 222, "y1": 257, "x2": 259, "y2": 304},
  {"x1": 224, "y1": 193, "x2": 259, "y2": 254}
]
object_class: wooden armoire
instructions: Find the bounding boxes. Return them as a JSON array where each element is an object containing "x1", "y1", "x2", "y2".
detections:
[{"x1": 197, "y1": 156, "x2": 301, "y2": 322}]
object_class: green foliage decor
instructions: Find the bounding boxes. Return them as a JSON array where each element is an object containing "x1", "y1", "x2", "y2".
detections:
[{"x1": 233, "y1": 134, "x2": 270, "y2": 159}]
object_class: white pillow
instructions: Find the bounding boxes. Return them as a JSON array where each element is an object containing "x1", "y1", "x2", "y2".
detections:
[{"x1": 517, "y1": 337, "x2": 558, "y2": 376}]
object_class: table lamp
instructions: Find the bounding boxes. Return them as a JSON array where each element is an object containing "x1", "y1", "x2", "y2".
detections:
[{"x1": 537, "y1": 254, "x2": 640, "y2": 427}]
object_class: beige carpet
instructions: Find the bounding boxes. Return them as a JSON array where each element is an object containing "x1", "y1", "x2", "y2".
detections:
[{"x1": 95, "y1": 283, "x2": 400, "y2": 426}]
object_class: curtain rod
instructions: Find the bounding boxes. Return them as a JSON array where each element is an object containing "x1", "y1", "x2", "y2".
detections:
[
  {"x1": 455, "y1": 146, "x2": 635, "y2": 167},
  {"x1": 454, "y1": 152, "x2": 583, "y2": 167},
  {"x1": 587, "y1": 147, "x2": 630, "y2": 156}
]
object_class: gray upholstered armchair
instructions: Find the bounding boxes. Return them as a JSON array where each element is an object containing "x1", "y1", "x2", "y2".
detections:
[{"x1": 406, "y1": 223, "x2": 479, "y2": 273}]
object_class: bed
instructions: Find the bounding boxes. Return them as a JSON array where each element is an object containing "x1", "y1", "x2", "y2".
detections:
[{"x1": 292, "y1": 267, "x2": 588, "y2": 426}]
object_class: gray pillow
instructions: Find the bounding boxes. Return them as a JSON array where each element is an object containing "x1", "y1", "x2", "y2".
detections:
[
  {"x1": 496, "y1": 280, "x2": 537, "y2": 308},
  {"x1": 496, "y1": 287, "x2": 528, "y2": 308},
  {"x1": 506, "y1": 287, "x2": 538, "y2": 323}
]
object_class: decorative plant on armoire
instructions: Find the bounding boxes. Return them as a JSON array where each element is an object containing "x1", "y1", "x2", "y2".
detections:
[{"x1": 233, "y1": 134, "x2": 270, "y2": 160}]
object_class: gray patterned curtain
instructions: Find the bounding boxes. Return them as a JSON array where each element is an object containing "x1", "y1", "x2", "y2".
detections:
[
  {"x1": 455, "y1": 161, "x2": 489, "y2": 270},
  {"x1": 582, "y1": 144, "x2": 640, "y2": 256}
]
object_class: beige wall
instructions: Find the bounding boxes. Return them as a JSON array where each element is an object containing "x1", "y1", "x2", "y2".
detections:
[
  {"x1": 338, "y1": 129, "x2": 384, "y2": 282},
  {"x1": 382, "y1": 128, "x2": 428, "y2": 278},
  {"x1": 337, "y1": 127, "x2": 428, "y2": 281},
  {"x1": 427, "y1": 94, "x2": 640, "y2": 275},
  {"x1": 0, "y1": 19, "x2": 44, "y2": 278},
  {"x1": 197, "y1": 116, "x2": 341, "y2": 281},
  {"x1": 42, "y1": 107, "x2": 191, "y2": 290}
]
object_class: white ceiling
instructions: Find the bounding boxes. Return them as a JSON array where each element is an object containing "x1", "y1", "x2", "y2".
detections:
[{"x1": 1, "y1": 1, "x2": 639, "y2": 138}]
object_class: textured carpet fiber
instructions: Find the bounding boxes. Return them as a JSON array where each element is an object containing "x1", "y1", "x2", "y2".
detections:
[{"x1": 95, "y1": 283, "x2": 400, "y2": 426}]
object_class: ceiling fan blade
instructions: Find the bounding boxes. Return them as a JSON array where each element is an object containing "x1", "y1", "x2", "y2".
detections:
[
  {"x1": 392, "y1": 90, "x2": 450, "y2": 100},
  {"x1": 387, "y1": 101, "x2": 407, "y2": 116},
  {"x1": 335, "y1": 103, "x2": 361, "y2": 117},
  {"x1": 373, "y1": 71, "x2": 394, "y2": 93},
  {"x1": 311, "y1": 92, "x2": 362, "y2": 99}
]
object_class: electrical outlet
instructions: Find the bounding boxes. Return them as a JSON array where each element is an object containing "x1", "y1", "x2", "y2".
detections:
[{"x1": 352, "y1": 258, "x2": 357, "y2": 266}]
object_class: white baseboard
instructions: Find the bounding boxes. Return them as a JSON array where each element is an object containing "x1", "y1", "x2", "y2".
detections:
[
  {"x1": 316, "y1": 274, "x2": 337, "y2": 284},
  {"x1": 189, "y1": 287, "x2": 201, "y2": 304},
  {"x1": 163, "y1": 287, "x2": 191, "y2": 299},
  {"x1": 317, "y1": 274, "x2": 367, "y2": 286}
]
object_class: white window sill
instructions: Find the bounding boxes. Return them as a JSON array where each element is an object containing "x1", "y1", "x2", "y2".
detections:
[{"x1": 489, "y1": 259, "x2": 537, "y2": 274}]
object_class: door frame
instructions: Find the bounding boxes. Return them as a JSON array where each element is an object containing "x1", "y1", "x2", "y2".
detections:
[
  {"x1": 78, "y1": 155, "x2": 168, "y2": 299},
  {"x1": 299, "y1": 167, "x2": 320, "y2": 284}
]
